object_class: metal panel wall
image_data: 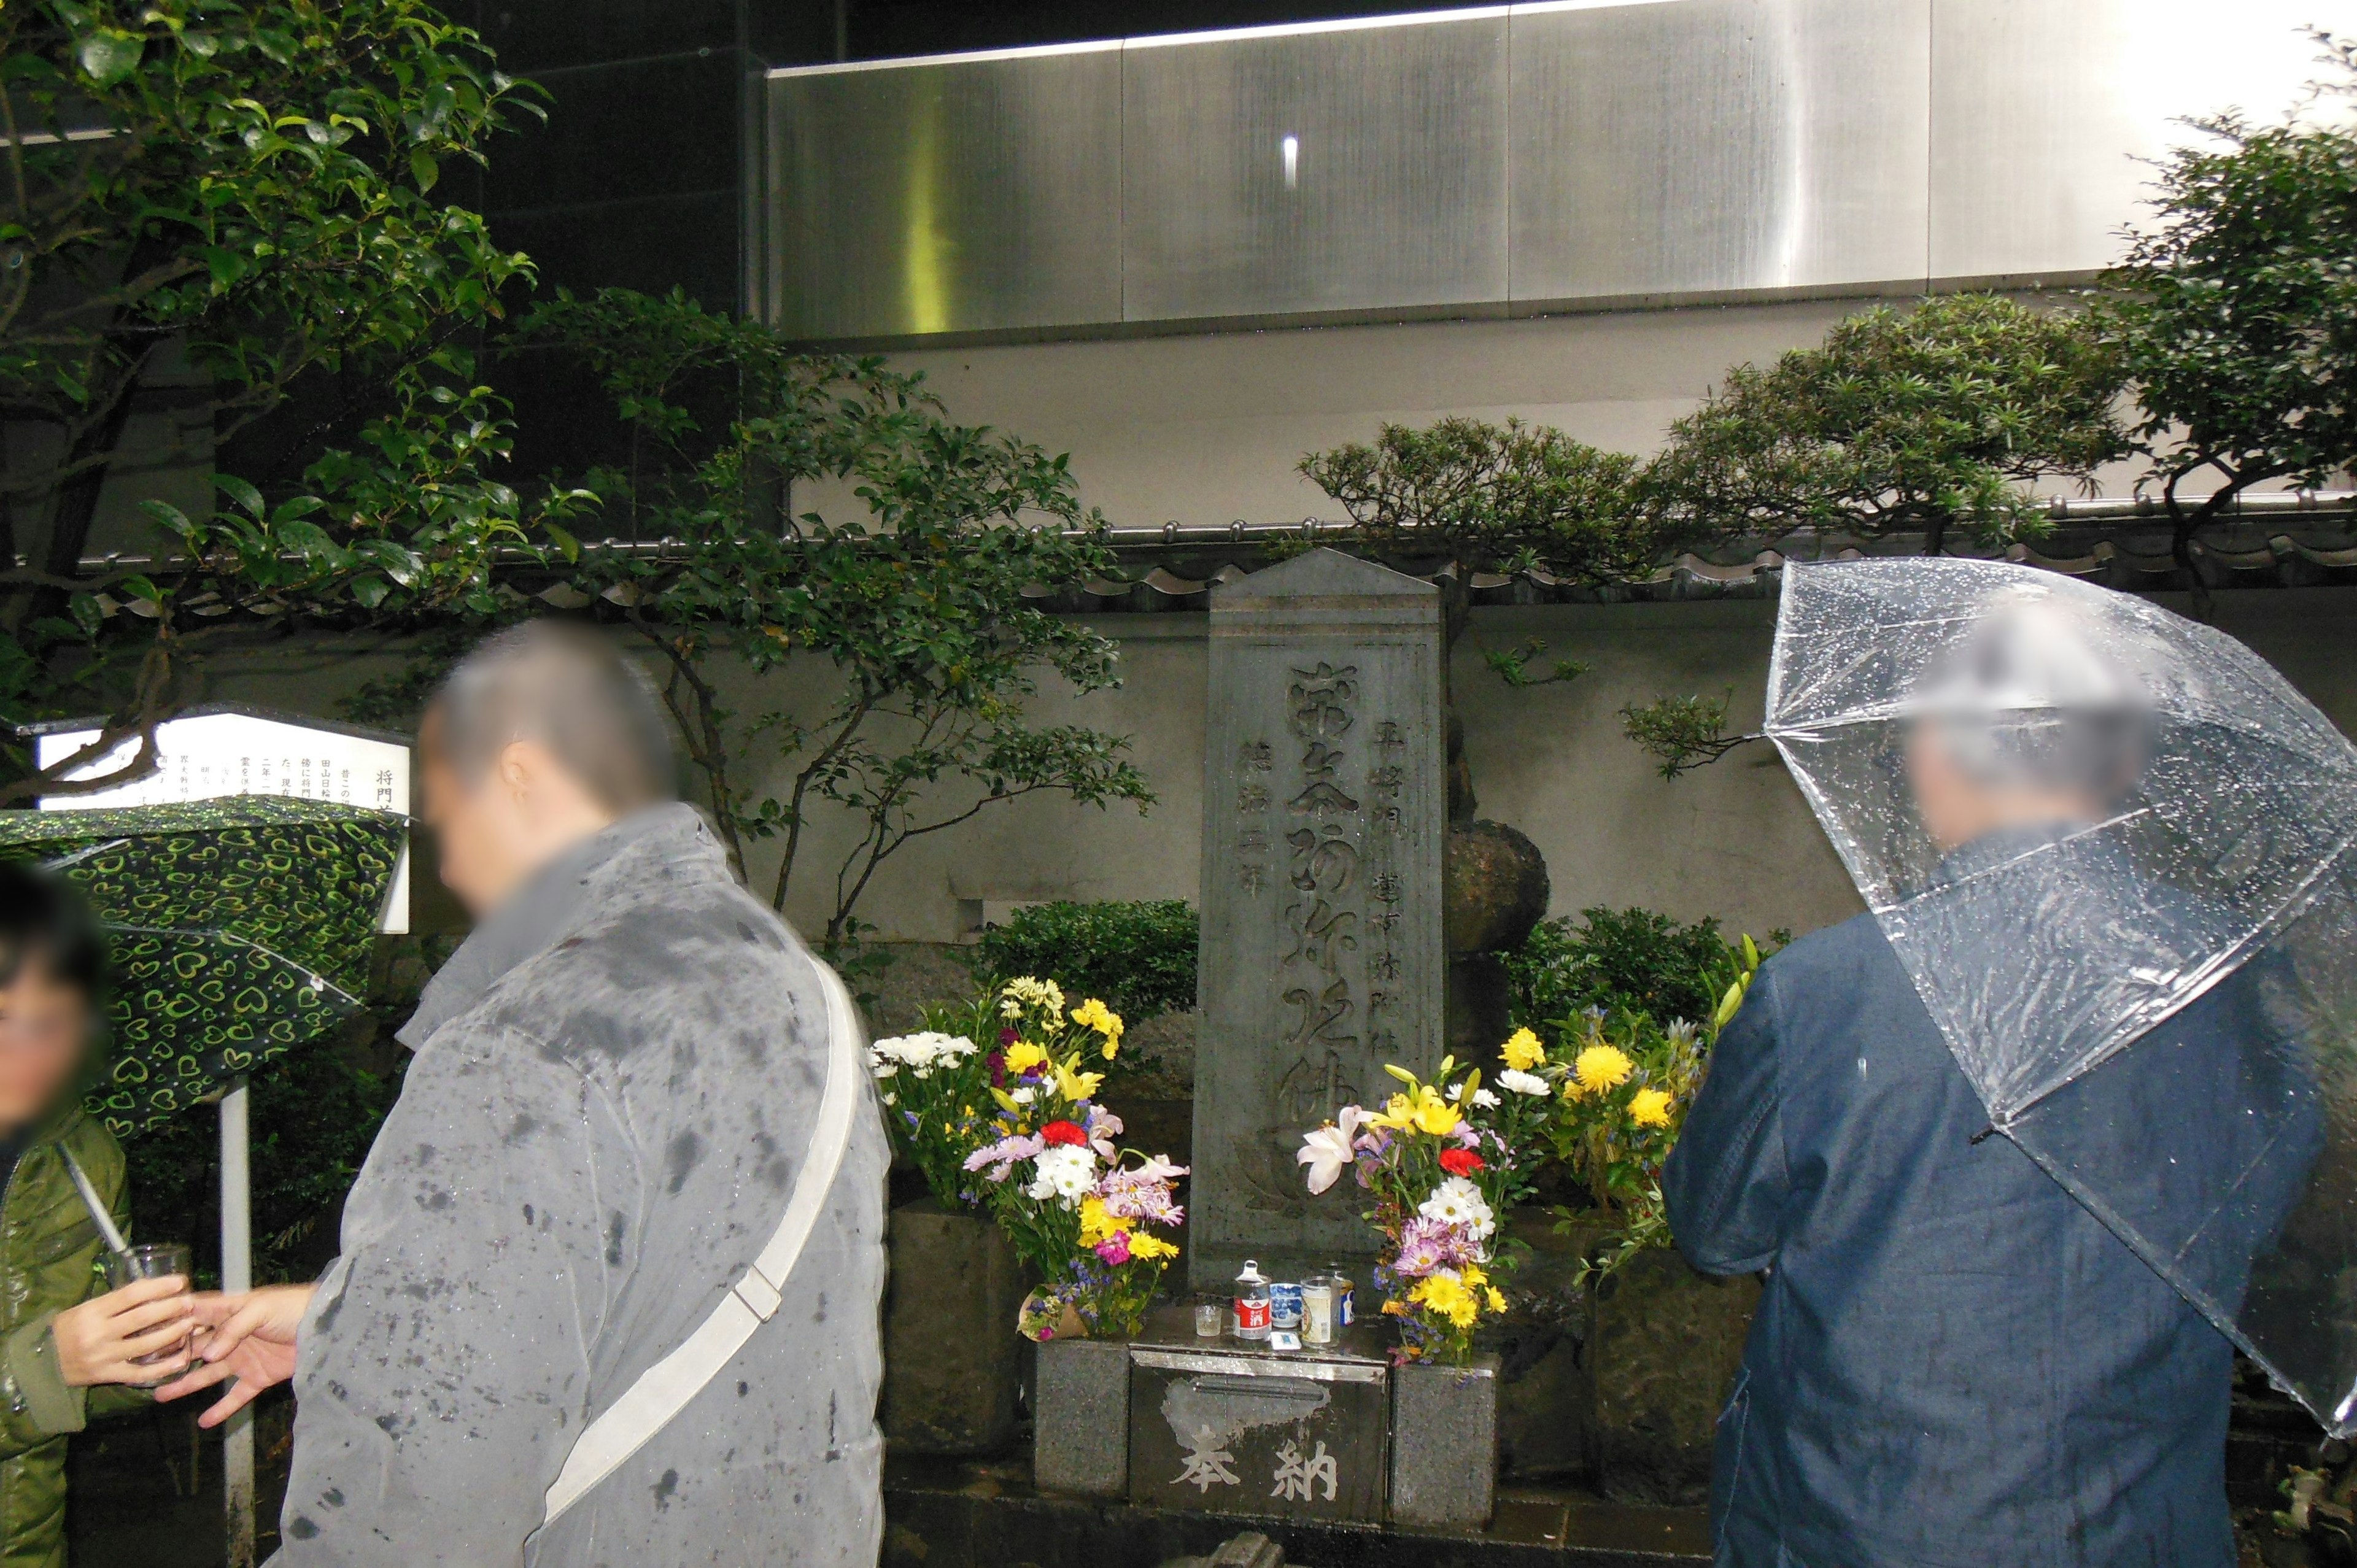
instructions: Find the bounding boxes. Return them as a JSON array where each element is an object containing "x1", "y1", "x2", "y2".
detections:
[
  {"x1": 1928, "y1": 0, "x2": 2357, "y2": 282},
  {"x1": 764, "y1": 45, "x2": 1122, "y2": 338},
  {"x1": 762, "y1": 0, "x2": 2357, "y2": 341},
  {"x1": 1120, "y1": 15, "x2": 1511, "y2": 322},
  {"x1": 1509, "y1": 0, "x2": 1929, "y2": 304}
]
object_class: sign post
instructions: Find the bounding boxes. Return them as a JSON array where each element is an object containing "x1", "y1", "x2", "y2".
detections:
[{"x1": 31, "y1": 705, "x2": 410, "y2": 1567}]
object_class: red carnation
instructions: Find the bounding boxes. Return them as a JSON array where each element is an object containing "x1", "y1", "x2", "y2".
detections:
[
  {"x1": 1439, "y1": 1148, "x2": 1485, "y2": 1176},
  {"x1": 1040, "y1": 1120, "x2": 1088, "y2": 1148}
]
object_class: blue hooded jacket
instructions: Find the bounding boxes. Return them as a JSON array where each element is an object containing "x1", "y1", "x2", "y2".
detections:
[{"x1": 1663, "y1": 906, "x2": 2312, "y2": 1568}]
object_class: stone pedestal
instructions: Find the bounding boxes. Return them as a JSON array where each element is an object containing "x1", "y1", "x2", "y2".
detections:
[
  {"x1": 1389, "y1": 1357, "x2": 1500, "y2": 1527},
  {"x1": 1590, "y1": 1247, "x2": 1759, "y2": 1500},
  {"x1": 880, "y1": 1198, "x2": 1026, "y2": 1455},
  {"x1": 1034, "y1": 1336, "x2": 1132, "y2": 1497}
]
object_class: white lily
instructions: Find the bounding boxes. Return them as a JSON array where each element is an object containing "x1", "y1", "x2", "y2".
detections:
[{"x1": 1297, "y1": 1122, "x2": 1357, "y2": 1194}]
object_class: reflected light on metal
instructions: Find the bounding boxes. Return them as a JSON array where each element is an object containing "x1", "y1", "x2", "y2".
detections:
[
  {"x1": 902, "y1": 87, "x2": 950, "y2": 336},
  {"x1": 1283, "y1": 133, "x2": 1300, "y2": 190}
]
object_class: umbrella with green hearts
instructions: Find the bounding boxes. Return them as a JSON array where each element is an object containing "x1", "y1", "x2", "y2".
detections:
[{"x1": 0, "y1": 797, "x2": 408, "y2": 1137}]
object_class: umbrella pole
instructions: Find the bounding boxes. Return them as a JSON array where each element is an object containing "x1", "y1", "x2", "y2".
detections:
[{"x1": 220, "y1": 1082, "x2": 255, "y2": 1568}]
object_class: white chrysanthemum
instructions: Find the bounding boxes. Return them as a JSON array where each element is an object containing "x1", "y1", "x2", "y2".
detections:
[
  {"x1": 870, "y1": 1030, "x2": 976, "y2": 1069},
  {"x1": 1417, "y1": 1175, "x2": 1496, "y2": 1239},
  {"x1": 870, "y1": 1060, "x2": 898, "y2": 1079},
  {"x1": 1024, "y1": 1145, "x2": 1097, "y2": 1207},
  {"x1": 1496, "y1": 1068, "x2": 1549, "y2": 1097}
]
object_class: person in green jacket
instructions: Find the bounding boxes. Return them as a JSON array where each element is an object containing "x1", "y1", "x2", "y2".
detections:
[{"x1": 0, "y1": 862, "x2": 198, "y2": 1567}]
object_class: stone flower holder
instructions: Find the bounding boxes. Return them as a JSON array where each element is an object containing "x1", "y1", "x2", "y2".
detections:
[
  {"x1": 1033, "y1": 1335, "x2": 1132, "y2": 1497},
  {"x1": 881, "y1": 1198, "x2": 1028, "y2": 1454},
  {"x1": 1388, "y1": 1355, "x2": 1500, "y2": 1527}
]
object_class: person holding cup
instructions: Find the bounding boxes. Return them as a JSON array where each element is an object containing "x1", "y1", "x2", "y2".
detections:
[{"x1": 0, "y1": 862, "x2": 196, "y2": 1568}]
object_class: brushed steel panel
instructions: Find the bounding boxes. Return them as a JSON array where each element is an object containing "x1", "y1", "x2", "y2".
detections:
[
  {"x1": 765, "y1": 47, "x2": 1122, "y2": 338},
  {"x1": 1930, "y1": 0, "x2": 2357, "y2": 282},
  {"x1": 1121, "y1": 15, "x2": 1509, "y2": 322},
  {"x1": 1509, "y1": 0, "x2": 1930, "y2": 303}
]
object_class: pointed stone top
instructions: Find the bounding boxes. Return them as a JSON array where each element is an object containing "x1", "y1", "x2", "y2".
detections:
[{"x1": 1215, "y1": 546, "x2": 1438, "y2": 602}]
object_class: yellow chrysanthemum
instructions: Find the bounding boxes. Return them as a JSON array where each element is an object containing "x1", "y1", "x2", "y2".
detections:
[
  {"x1": 1072, "y1": 998, "x2": 1126, "y2": 1059},
  {"x1": 1128, "y1": 1233, "x2": 1179, "y2": 1261},
  {"x1": 1500, "y1": 1027, "x2": 1546, "y2": 1072},
  {"x1": 1486, "y1": 1288, "x2": 1507, "y2": 1313},
  {"x1": 1411, "y1": 1272, "x2": 1479, "y2": 1329},
  {"x1": 1053, "y1": 1057, "x2": 1105, "y2": 1103},
  {"x1": 1628, "y1": 1086, "x2": 1674, "y2": 1128},
  {"x1": 1078, "y1": 1197, "x2": 1132, "y2": 1246},
  {"x1": 1572, "y1": 1043, "x2": 1634, "y2": 1095},
  {"x1": 1002, "y1": 1040, "x2": 1049, "y2": 1075}
]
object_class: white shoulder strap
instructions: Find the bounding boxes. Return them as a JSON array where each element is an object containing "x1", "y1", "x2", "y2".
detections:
[{"x1": 541, "y1": 954, "x2": 865, "y2": 1526}]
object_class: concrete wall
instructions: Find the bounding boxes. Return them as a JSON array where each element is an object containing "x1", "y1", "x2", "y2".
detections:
[
  {"x1": 867, "y1": 291, "x2": 2137, "y2": 532},
  {"x1": 202, "y1": 588, "x2": 2357, "y2": 954}
]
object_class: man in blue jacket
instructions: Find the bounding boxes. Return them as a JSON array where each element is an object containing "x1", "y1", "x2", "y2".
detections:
[{"x1": 1664, "y1": 606, "x2": 2314, "y2": 1567}]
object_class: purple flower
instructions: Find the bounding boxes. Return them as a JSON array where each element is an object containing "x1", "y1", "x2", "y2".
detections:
[
  {"x1": 1391, "y1": 1216, "x2": 1479, "y2": 1279},
  {"x1": 962, "y1": 1132, "x2": 1045, "y2": 1183}
]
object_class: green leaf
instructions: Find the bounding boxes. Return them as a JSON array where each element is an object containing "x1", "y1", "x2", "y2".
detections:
[
  {"x1": 75, "y1": 29, "x2": 145, "y2": 87},
  {"x1": 213, "y1": 474, "x2": 267, "y2": 519},
  {"x1": 349, "y1": 575, "x2": 392, "y2": 609},
  {"x1": 137, "y1": 499, "x2": 197, "y2": 540},
  {"x1": 408, "y1": 150, "x2": 438, "y2": 193}
]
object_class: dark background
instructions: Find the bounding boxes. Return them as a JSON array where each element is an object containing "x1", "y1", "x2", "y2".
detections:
[{"x1": 441, "y1": 0, "x2": 1433, "y2": 313}]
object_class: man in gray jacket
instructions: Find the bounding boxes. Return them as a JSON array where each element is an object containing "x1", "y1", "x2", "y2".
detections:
[{"x1": 161, "y1": 622, "x2": 888, "y2": 1565}]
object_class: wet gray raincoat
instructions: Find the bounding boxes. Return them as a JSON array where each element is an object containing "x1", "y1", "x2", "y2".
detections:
[{"x1": 272, "y1": 803, "x2": 888, "y2": 1566}]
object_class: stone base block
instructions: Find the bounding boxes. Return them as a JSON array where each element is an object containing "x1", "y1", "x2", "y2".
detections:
[
  {"x1": 1388, "y1": 1356, "x2": 1499, "y2": 1528},
  {"x1": 1035, "y1": 1336, "x2": 1132, "y2": 1497},
  {"x1": 1592, "y1": 1247, "x2": 1758, "y2": 1500},
  {"x1": 881, "y1": 1198, "x2": 1026, "y2": 1455}
]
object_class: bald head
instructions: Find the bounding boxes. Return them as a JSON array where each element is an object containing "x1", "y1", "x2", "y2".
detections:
[
  {"x1": 430, "y1": 622, "x2": 676, "y2": 812},
  {"x1": 419, "y1": 622, "x2": 678, "y2": 916}
]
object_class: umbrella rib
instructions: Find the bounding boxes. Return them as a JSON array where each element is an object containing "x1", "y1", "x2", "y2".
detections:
[
  {"x1": 36, "y1": 838, "x2": 131, "y2": 873},
  {"x1": 97, "y1": 922, "x2": 365, "y2": 1010}
]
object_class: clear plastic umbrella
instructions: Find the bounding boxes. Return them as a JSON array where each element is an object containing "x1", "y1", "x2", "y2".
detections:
[{"x1": 1766, "y1": 557, "x2": 2357, "y2": 1433}]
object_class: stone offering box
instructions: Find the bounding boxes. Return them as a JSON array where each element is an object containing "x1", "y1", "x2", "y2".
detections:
[{"x1": 1035, "y1": 1307, "x2": 1498, "y2": 1529}]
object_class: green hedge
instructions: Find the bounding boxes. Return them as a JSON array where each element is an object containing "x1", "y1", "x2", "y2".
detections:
[
  {"x1": 1506, "y1": 906, "x2": 1784, "y2": 1033},
  {"x1": 972, "y1": 900, "x2": 1199, "y2": 1021}
]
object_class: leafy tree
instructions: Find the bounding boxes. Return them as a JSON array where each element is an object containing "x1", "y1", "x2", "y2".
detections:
[
  {"x1": 511, "y1": 288, "x2": 1154, "y2": 954},
  {"x1": 0, "y1": 0, "x2": 549, "y2": 799},
  {"x1": 1301, "y1": 414, "x2": 1651, "y2": 647},
  {"x1": 2093, "y1": 34, "x2": 2357, "y2": 609},
  {"x1": 1618, "y1": 690, "x2": 1747, "y2": 779},
  {"x1": 1644, "y1": 293, "x2": 2126, "y2": 557}
]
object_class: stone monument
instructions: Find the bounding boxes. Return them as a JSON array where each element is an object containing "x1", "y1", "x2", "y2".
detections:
[{"x1": 1190, "y1": 549, "x2": 1446, "y2": 1288}]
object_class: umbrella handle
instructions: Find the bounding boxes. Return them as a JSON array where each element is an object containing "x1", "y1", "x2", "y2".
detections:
[{"x1": 58, "y1": 1145, "x2": 132, "y2": 1264}]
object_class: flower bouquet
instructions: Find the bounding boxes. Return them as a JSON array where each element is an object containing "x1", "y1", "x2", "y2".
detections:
[
  {"x1": 950, "y1": 977, "x2": 1188, "y2": 1340},
  {"x1": 1536, "y1": 934, "x2": 1764, "y2": 1280},
  {"x1": 867, "y1": 1019, "x2": 994, "y2": 1208},
  {"x1": 1295, "y1": 1054, "x2": 1550, "y2": 1364}
]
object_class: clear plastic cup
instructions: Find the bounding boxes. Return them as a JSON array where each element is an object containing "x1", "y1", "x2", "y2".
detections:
[{"x1": 104, "y1": 1242, "x2": 192, "y2": 1381}]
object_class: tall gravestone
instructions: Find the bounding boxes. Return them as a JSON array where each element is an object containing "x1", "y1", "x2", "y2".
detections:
[{"x1": 1191, "y1": 549, "x2": 1447, "y2": 1289}]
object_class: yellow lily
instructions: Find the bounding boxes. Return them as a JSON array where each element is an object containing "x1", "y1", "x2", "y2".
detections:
[{"x1": 1053, "y1": 1055, "x2": 1105, "y2": 1103}]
